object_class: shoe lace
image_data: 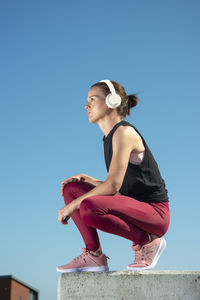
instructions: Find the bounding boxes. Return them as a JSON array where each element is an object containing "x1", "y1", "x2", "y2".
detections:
[
  {"x1": 132, "y1": 242, "x2": 156, "y2": 265},
  {"x1": 131, "y1": 244, "x2": 147, "y2": 264},
  {"x1": 143, "y1": 244, "x2": 154, "y2": 263},
  {"x1": 73, "y1": 248, "x2": 110, "y2": 263},
  {"x1": 73, "y1": 248, "x2": 88, "y2": 262}
]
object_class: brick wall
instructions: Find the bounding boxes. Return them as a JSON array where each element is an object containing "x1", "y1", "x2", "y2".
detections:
[{"x1": 10, "y1": 280, "x2": 29, "y2": 300}]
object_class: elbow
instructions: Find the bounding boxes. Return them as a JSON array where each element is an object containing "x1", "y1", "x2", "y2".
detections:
[{"x1": 106, "y1": 179, "x2": 121, "y2": 194}]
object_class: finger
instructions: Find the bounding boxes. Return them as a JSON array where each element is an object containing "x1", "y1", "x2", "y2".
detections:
[
  {"x1": 72, "y1": 178, "x2": 78, "y2": 182},
  {"x1": 61, "y1": 181, "x2": 69, "y2": 195},
  {"x1": 61, "y1": 181, "x2": 67, "y2": 186},
  {"x1": 58, "y1": 215, "x2": 66, "y2": 223},
  {"x1": 61, "y1": 179, "x2": 70, "y2": 185},
  {"x1": 61, "y1": 179, "x2": 72, "y2": 186},
  {"x1": 61, "y1": 177, "x2": 79, "y2": 193}
]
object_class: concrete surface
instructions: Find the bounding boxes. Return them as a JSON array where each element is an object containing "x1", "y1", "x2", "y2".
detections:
[{"x1": 58, "y1": 270, "x2": 200, "y2": 300}]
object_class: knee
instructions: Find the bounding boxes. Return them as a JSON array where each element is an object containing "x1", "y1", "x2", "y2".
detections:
[
  {"x1": 80, "y1": 198, "x2": 97, "y2": 224},
  {"x1": 63, "y1": 182, "x2": 81, "y2": 204},
  {"x1": 63, "y1": 181, "x2": 84, "y2": 197},
  {"x1": 153, "y1": 219, "x2": 170, "y2": 237},
  {"x1": 63, "y1": 181, "x2": 93, "y2": 205},
  {"x1": 159, "y1": 211, "x2": 170, "y2": 236},
  {"x1": 63, "y1": 181, "x2": 77, "y2": 194},
  {"x1": 160, "y1": 220, "x2": 170, "y2": 236}
]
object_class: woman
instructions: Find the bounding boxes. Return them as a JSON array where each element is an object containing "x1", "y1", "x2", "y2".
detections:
[{"x1": 57, "y1": 80, "x2": 170, "y2": 273}]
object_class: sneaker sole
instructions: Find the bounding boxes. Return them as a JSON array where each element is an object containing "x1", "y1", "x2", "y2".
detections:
[
  {"x1": 127, "y1": 238, "x2": 166, "y2": 271},
  {"x1": 56, "y1": 265, "x2": 109, "y2": 273}
]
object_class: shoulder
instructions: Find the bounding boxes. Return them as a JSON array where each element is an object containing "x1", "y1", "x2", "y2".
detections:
[
  {"x1": 113, "y1": 124, "x2": 141, "y2": 142},
  {"x1": 112, "y1": 124, "x2": 145, "y2": 152}
]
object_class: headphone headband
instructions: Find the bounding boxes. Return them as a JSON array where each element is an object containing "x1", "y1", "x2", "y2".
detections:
[{"x1": 99, "y1": 80, "x2": 116, "y2": 95}]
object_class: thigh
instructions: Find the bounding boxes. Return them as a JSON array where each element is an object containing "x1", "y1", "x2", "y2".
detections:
[{"x1": 84, "y1": 194, "x2": 169, "y2": 234}]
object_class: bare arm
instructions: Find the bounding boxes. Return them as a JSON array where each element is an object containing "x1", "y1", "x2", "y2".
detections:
[
  {"x1": 58, "y1": 126, "x2": 135, "y2": 224},
  {"x1": 58, "y1": 178, "x2": 117, "y2": 224},
  {"x1": 71, "y1": 126, "x2": 137, "y2": 209},
  {"x1": 60, "y1": 173, "x2": 103, "y2": 196},
  {"x1": 81, "y1": 174, "x2": 103, "y2": 187}
]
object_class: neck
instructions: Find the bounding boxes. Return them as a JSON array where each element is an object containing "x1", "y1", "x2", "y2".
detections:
[{"x1": 97, "y1": 114, "x2": 123, "y2": 138}]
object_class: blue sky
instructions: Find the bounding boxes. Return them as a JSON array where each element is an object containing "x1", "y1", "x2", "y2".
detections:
[{"x1": 0, "y1": 0, "x2": 200, "y2": 299}]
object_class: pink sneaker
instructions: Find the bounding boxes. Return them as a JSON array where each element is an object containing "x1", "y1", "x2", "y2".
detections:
[
  {"x1": 56, "y1": 248, "x2": 109, "y2": 273},
  {"x1": 127, "y1": 237, "x2": 166, "y2": 271}
]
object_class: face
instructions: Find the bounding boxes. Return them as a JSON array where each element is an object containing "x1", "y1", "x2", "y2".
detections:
[{"x1": 84, "y1": 86, "x2": 111, "y2": 123}]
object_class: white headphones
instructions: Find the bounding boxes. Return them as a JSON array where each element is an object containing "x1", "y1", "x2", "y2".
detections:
[{"x1": 99, "y1": 80, "x2": 122, "y2": 109}]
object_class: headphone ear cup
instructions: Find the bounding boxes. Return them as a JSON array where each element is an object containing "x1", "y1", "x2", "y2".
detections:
[{"x1": 106, "y1": 93, "x2": 122, "y2": 109}]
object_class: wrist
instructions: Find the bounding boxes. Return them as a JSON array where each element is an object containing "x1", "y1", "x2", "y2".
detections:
[{"x1": 73, "y1": 198, "x2": 81, "y2": 210}]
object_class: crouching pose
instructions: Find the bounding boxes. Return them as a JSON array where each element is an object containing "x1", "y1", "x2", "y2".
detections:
[{"x1": 57, "y1": 80, "x2": 170, "y2": 273}]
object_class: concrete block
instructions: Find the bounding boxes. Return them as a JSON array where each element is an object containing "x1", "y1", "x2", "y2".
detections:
[{"x1": 57, "y1": 270, "x2": 200, "y2": 300}]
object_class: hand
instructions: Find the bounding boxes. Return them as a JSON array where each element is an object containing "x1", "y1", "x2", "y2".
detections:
[
  {"x1": 61, "y1": 174, "x2": 86, "y2": 196},
  {"x1": 58, "y1": 202, "x2": 77, "y2": 225}
]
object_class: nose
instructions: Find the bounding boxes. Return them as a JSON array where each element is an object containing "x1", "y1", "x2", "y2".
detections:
[{"x1": 84, "y1": 102, "x2": 90, "y2": 109}]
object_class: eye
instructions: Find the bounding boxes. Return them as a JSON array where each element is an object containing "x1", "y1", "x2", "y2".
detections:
[{"x1": 86, "y1": 97, "x2": 96, "y2": 106}]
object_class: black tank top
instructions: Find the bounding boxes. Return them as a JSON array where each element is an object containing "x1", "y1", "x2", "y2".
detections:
[{"x1": 102, "y1": 120, "x2": 169, "y2": 203}]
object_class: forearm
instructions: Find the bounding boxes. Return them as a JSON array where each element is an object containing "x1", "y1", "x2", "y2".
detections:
[
  {"x1": 73, "y1": 179, "x2": 117, "y2": 209},
  {"x1": 83, "y1": 175, "x2": 103, "y2": 187}
]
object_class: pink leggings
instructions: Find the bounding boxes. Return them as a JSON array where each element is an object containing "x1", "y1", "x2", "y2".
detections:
[{"x1": 63, "y1": 181, "x2": 170, "y2": 252}]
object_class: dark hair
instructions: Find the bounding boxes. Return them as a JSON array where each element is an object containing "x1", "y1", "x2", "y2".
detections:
[{"x1": 90, "y1": 80, "x2": 138, "y2": 118}]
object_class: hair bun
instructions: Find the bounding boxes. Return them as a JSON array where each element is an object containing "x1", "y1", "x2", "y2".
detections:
[{"x1": 127, "y1": 94, "x2": 138, "y2": 108}]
